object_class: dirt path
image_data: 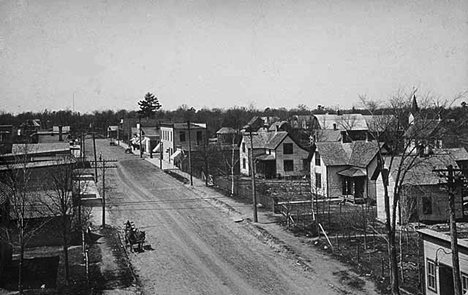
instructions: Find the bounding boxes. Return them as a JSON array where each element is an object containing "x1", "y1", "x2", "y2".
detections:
[{"x1": 93, "y1": 139, "x2": 378, "y2": 295}]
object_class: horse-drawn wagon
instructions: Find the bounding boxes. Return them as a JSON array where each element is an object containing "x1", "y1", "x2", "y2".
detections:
[{"x1": 124, "y1": 220, "x2": 146, "y2": 252}]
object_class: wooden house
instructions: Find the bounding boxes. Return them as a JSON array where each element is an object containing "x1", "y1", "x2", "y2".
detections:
[
  {"x1": 376, "y1": 148, "x2": 468, "y2": 224},
  {"x1": 240, "y1": 129, "x2": 309, "y2": 179},
  {"x1": 310, "y1": 138, "x2": 380, "y2": 203},
  {"x1": 418, "y1": 227, "x2": 468, "y2": 295},
  {"x1": 159, "y1": 122, "x2": 207, "y2": 164}
]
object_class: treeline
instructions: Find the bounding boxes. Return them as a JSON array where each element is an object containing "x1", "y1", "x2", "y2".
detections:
[
  {"x1": 0, "y1": 104, "x2": 333, "y2": 137},
  {"x1": 1, "y1": 102, "x2": 467, "y2": 138}
]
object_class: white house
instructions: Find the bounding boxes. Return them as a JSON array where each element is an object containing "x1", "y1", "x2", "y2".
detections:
[
  {"x1": 418, "y1": 227, "x2": 468, "y2": 295},
  {"x1": 310, "y1": 139, "x2": 380, "y2": 203},
  {"x1": 239, "y1": 129, "x2": 309, "y2": 179}
]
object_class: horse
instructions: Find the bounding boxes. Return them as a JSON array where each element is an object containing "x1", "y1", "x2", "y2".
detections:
[
  {"x1": 124, "y1": 220, "x2": 145, "y2": 252},
  {"x1": 125, "y1": 229, "x2": 146, "y2": 252}
]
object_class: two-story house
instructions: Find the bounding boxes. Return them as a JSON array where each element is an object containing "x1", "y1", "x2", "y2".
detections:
[
  {"x1": 239, "y1": 129, "x2": 309, "y2": 179},
  {"x1": 312, "y1": 113, "x2": 369, "y2": 143},
  {"x1": 159, "y1": 122, "x2": 207, "y2": 164},
  {"x1": 310, "y1": 138, "x2": 380, "y2": 203}
]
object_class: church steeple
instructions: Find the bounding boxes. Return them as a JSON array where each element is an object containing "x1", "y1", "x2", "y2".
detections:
[{"x1": 409, "y1": 94, "x2": 419, "y2": 125}]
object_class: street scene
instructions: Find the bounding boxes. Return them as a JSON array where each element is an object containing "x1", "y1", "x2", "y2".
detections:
[
  {"x1": 93, "y1": 138, "x2": 377, "y2": 295},
  {"x1": 1, "y1": 1, "x2": 468, "y2": 295}
]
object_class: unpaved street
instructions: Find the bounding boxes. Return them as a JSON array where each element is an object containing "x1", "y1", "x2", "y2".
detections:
[{"x1": 92, "y1": 139, "x2": 377, "y2": 295}]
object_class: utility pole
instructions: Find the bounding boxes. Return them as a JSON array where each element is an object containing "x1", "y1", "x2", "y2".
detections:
[
  {"x1": 433, "y1": 164, "x2": 467, "y2": 295},
  {"x1": 91, "y1": 158, "x2": 118, "y2": 228},
  {"x1": 204, "y1": 135, "x2": 209, "y2": 186},
  {"x1": 139, "y1": 116, "x2": 143, "y2": 158},
  {"x1": 160, "y1": 142, "x2": 163, "y2": 169},
  {"x1": 92, "y1": 133, "x2": 98, "y2": 183},
  {"x1": 187, "y1": 121, "x2": 193, "y2": 186},
  {"x1": 248, "y1": 127, "x2": 258, "y2": 222}
]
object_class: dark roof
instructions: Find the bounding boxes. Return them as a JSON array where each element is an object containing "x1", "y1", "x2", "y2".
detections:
[
  {"x1": 315, "y1": 129, "x2": 342, "y2": 142},
  {"x1": 349, "y1": 141, "x2": 380, "y2": 167},
  {"x1": 404, "y1": 119, "x2": 441, "y2": 139},
  {"x1": 244, "y1": 131, "x2": 288, "y2": 150},
  {"x1": 265, "y1": 132, "x2": 288, "y2": 149},
  {"x1": 388, "y1": 148, "x2": 468, "y2": 186},
  {"x1": 315, "y1": 142, "x2": 349, "y2": 166},
  {"x1": 316, "y1": 141, "x2": 379, "y2": 167}
]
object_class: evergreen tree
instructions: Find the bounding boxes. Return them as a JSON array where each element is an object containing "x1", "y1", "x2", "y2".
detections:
[{"x1": 138, "y1": 92, "x2": 162, "y2": 119}]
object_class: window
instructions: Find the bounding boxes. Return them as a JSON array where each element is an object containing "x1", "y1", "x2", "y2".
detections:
[
  {"x1": 197, "y1": 131, "x2": 203, "y2": 143},
  {"x1": 462, "y1": 273, "x2": 468, "y2": 294},
  {"x1": 302, "y1": 159, "x2": 310, "y2": 172},
  {"x1": 342, "y1": 177, "x2": 352, "y2": 195},
  {"x1": 242, "y1": 143, "x2": 246, "y2": 153},
  {"x1": 315, "y1": 173, "x2": 322, "y2": 188},
  {"x1": 179, "y1": 131, "x2": 186, "y2": 142},
  {"x1": 242, "y1": 158, "x2": 247, "y2": 169},
  {"x1": 283, "y1": 143, "x2": 293, "y2": 154},
  {"x1": 422, "y1": 197, "x2": 432, "y2": 214},
  {"x1": 284, "y1": 160, "x2": 294, "y2": 172},
  {"x1": 315, "y1": 152, "x2": 321, "y2": 166},
  {"x1": 427, "y1": 259, "x2": 436, "y2": 292}
]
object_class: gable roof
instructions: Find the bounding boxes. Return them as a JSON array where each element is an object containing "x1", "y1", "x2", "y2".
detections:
[
  {"x1": 314, "y1": 129, "x2": 342, "y2": 142},
  {"x1": 387, "y1": 148, "x2": 468, "y2": 186},
  {"x1": 316, "y1": 141, "x2": 379, "y2": 167},
  {"x1": 404, "y1": 119, "x2": 441, "y2": 139},
  {"x1": 243, "y1": 131, "x2": 305, "y2": 151}
]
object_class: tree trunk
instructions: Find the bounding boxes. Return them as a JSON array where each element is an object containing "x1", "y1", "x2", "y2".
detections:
[
  {"x1": 388, "y1": 230, "x2": 400, "y2": 295},
  {"x1": 63, "y1": 218, "x2": 70, "y2": 285},
  {"x1": 18, "y1": 229, "x2": 24, "y2": 295},
  {"x1": 383, "y1": 182, "x2": 400, "y2": 295}
]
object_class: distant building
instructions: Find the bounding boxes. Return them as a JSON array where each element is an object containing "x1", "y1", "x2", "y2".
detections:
[
  {"x1": 107, "y1": 126, "x2": 118, "y2": 139},
  {"x1": 36, "y1": 126, "x2": 71, "y2": 143},
  {"x1": 0, "y1": 125, "x2": 13, "y2": 154},
  {"x1": 158, "y1": 122, "x2": 207, "y2": 164},
  {"x1": 216, "y1": 127, "x2": 238, "y2": 145},
  {"x1": 312, "y1": 113, "x2": 369, "y2": 142}
]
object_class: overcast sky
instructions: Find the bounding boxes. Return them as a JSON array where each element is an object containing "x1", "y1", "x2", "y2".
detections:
[{"x1": 0, "y1": 0, "x2": 467, "y2": 114}]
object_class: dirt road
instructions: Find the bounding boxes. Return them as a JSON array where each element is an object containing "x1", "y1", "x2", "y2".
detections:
[{"x1": 92, "y1": 139, "x2": 378, "y2": 295}]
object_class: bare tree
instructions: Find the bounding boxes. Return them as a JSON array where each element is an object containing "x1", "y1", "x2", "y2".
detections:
[
  {"x1": 40, "y1": 156, "x2": 76, "y2": 286},
  {"x1": 360, "y1": 90, "x2": 461, "y2": 295},
  {"x1": 0, "y1": 144, "x2": 49, "y2": 294}
]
